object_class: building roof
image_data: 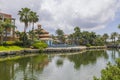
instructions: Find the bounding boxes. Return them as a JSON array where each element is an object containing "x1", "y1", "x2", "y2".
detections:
[
  {"x1": 39, "y1": 34, "x2": 50, "y2": 37},
  {"x1": 36, "y1": 24, "x2": 52, "y2": 41},
  {"x1": 40, "y1": 38, "x2": 52, "y2": 40},
  {"x1": 0, "y1": 12, "x2": 12, "y2": 18},
  {"x1": 41, "y1": 29, "x2": 49, "y2": 34},
  {"x1": 0, "y1": 12, "x2": 15, "y2": 20}
]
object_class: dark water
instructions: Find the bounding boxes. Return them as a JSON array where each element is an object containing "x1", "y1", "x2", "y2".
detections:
[{"x1": 0, "y1": 49, "x2": 120, "y2": 80}]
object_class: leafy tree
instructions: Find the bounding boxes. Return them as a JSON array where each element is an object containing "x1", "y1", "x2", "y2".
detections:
[
  {"x1": 103, "y1": 33, "x2": 109, "y2": 44},
  {"x1": 2, "y1": 19, "x2": 15, "y2": 42},
  {"x1": 73, "y1": 26, "x2": 81, "y2": 45},
  {"x1": 0, "y1": 21, "x2": 4, "y2": 45},
  {"x1": 56, "y1": 29, "x2": 65, "y2": 43},
  {"x1": 18, "y1": 7, "x2": 31, "y2": 46},
  {"x1": 68, "y1": 34, "x2": 74, "y2": 45},
  {"x1": 80, "y1": 31, "x2": 96, "y2": 46},
  {"x1": 18, "y1": 7, "x2": 31, "y2": 33},
  {"x1": 111, "y1": 32, "x2": 118, "y2": 45},
  {"x1": 94, "y1": 58, "x2": 120, "y2": 80},
  {"x1": 29, "y1": 11, "x2": 39, "y2": 41}
]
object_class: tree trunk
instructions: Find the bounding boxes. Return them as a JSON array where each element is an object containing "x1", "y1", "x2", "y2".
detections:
[
  {"x1": 0, "y1": 33, "x2": 3, "y2": 45},
  {"x1": 32, "y1": 23, "x2": 34, "y2": 41},
  {"x1": 5, "y1": 28, "x2": 8, "y2": 42}
]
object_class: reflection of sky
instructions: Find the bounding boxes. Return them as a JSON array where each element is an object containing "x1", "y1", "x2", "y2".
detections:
[
  {"x1": 107, "y1": 50, "x2": 120, "y2": 64},
  {"x1": 38, "y1": 56, "x2": 107, "y2": 80},
  {"x1": 13, "y1": 50, "x2": 120, "y2": 80}
]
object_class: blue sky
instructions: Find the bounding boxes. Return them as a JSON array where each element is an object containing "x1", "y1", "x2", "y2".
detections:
[
  {"x1": 94, "y1": 11, "x2": 120, "y2": 35},
  {"x1": 0, "y1": 0, "x2": 120, "y2": 35}
]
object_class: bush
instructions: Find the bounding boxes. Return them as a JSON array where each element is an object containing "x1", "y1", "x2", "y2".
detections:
[
  {"x1": 3, "y1": 41, "x2": 16, "y2": 46},
  {"x1": 86, "y1": 44, "x2": 91, "y2": 47},
  {"x1": 32, "y1": 41, "x2": 48, "y2": 49},
  {"x1": 94, "y1": 58, "x2": 120, "y2": 80},
  {"x1": 14, "y1": 41, "x2": 23, "y2": 46}
]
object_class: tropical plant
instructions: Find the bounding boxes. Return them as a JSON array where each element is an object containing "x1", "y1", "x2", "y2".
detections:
[
  {"x1": 0, "y1": 21, "x2": 4, "y2": 45},
  {"x1": 18, "y1": 7, "x2": 31, "y2": 33},
  {"x1": 2, "y1": 19, "x2": 15, "y2": 42},
  {"x1": 29, "y1": 11, "x2": 39, "y2": 41},
  {"x1": 56, "y1": 29, "x2": 65, "y2": 43},
  {"x1": 94, "y1": 58, "x2": 120, "y2": 80},
  {"x1": 68, "y1": 34, "x2": 74, "y2": 45},
  {"x1": 103, "y1": 33, "x2": 109, "y2": 44},
  {"x1": 32, "y1": 41, "x2": 48, "y2": 49},
  {"x1": 18, "y1": 7, "x2": 31, "y2": 46},
  {"x1": 111, "y1": 32, "x2": 118, "y2": 45},
  {"x1": 73, "y1": 26, "x2": 81, "y2": 45}
]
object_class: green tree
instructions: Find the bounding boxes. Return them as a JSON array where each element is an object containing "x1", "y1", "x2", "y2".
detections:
[
  {"x1": 18, "y1": 7, "x2": 31, "y2": 46},
  {"x1": 68, "y1": 34, "x2": 74, "y2": 45},
  {"x1": 103, "y1": 33, "x2": 109, "y2": 44},
  {"x1": 94, "y1": 58, "x2": 120, "y2": 80},
  {"x1": 56, "y1": 29, "x2": 65, "y2": 43},
  {"x1": 2, "y1": 19, "x2": 15, "y2": 42},
  {"x1": 0, "y1": 21, "x2": 4, "y2": 45},
  {"x1": 29, "y1": 11, "x2": 39, "y2": 41},
  {"x1": 18, "y1": 7, "x2": 31, "y2": 33},
  {"x1": 111, "y1": 32, "x2": 118, "y2": 45},
  {"x1": 73, "y1": 26, "x2": 81, "y2": 45}
]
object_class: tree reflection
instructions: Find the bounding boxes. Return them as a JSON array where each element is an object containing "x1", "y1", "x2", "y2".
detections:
[
  {"x1": 0, "y1": 54, "x2": 49, "y2": 80},
  {"x1": 67, "y1": 50, "x2": 108, "y2": 69},
  {"x1": 56, "y1": 59, "x2": 63, "y2": 67}
]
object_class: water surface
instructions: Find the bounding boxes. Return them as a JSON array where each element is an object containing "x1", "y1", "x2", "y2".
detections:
[{"x1": 0, "y1": 49, "x2": 119, "y2": 80}]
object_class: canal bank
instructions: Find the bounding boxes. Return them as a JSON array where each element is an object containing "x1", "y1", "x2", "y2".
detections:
[
  {"x1": 0, "y1": 46, "x2": 107, "y2": 56},
  {"x1": 0, "y1": 49, "x2": 117, "y2": 80}
]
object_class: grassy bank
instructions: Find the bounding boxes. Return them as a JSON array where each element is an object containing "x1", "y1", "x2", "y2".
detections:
[
  {"x1": 0, "y1": 46, "x2": 24, "y2": 51},
  {"x1": 0, "y1": 54, "x2": 39, "y2": 62}
]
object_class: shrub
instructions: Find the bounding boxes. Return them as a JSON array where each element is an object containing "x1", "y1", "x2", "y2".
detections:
[
  {"x1": 86, "y1": 44, "x2": 91, "y2": 47},
  {"x1": 3, "y1": 41, "x2": 15, "y2": 46},
  {"x1": 94, "y1": 58, "x2": 120, "y2": 80},
  {"x1": 14, "y1": 41, "x2": 23, "y2": 46},
  {"x1": 32, "y1": 41, "x2": 48, "y2": 49}
]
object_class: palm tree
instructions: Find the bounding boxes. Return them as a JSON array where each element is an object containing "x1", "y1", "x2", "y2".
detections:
[
  {"x1": 18, "y1": 7, "x2": 31, "y2": 46},
  {"x1": 29, "y1": 11, "x2": 39, "y2": 41},
  {"x1": 18, "y1": 7, "x2": 31, "y2": 33},
  {"x1": 111, "y1": 32, "x2": 118, "y2": 45},
  {"x1": 2, "y1": 19, "x2": 15, "y2": 42},
  {"x1": 103, "y1": 33, "x2": 109, "y2": 44}
]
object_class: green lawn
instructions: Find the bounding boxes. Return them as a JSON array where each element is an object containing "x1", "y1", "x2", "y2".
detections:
[{"x1": 0, "y1": 46, "x2": 24, "y2": 51}]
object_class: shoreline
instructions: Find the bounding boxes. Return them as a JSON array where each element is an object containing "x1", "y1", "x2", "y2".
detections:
[
  {"x1": 0, "y1": 46, "x2": 107, "y2": 62},
  {"x1": 0, "y1": 46, "x2": 107, "y2": 56}
]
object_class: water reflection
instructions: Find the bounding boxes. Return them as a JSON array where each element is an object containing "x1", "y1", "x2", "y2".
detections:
[
  {"x1": 66, "y1": 50, "x2": 108, "y2": 69},
  {"x1": 0, "y1": 50, "x2": 120, "y2": 80},
  {"x1": 0, "y1": 55, "x2": 49, "y2": 80}
]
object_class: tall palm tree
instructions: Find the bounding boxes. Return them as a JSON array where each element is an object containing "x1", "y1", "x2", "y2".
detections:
[
  {"x1": 29, "y1": 11, "x2": 39, "y2": 41},
  {"x1": 18, "y1": 7, "x2": 31, "y2": 46},
  {"x1": 111, "y1": 32, "x2": 118, "y2": 45},
  {"x1": 18, "y1": 7, "x2": 31, "y2": 33}
]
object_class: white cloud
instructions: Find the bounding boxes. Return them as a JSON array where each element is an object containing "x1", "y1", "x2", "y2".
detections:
[
  {"x1": 0, "y1": 0, "x2": 120, "y2": 34},
  {"x1": 41, "y1": 0, "x2": 120, "y2": 34}
]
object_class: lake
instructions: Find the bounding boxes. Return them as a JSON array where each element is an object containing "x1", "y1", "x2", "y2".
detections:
[{"x1": 0, "y1": 49, "x2": 119, "y2": 80}]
